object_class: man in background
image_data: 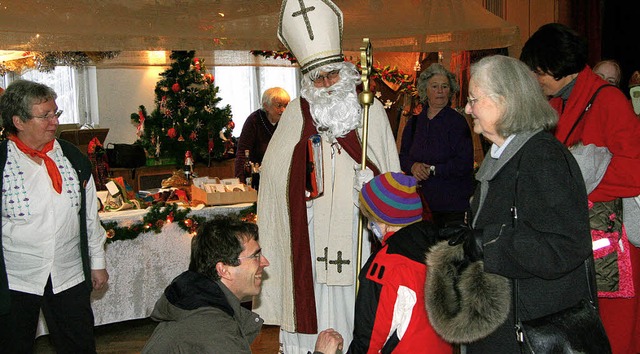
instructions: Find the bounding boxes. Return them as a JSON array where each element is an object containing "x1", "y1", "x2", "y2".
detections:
[{"x1": 255, "y1": 0, "x2": 400, "y2": 352}]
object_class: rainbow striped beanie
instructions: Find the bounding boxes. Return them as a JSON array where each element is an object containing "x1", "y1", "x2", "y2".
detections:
[{"x1": 359, "y1": 172, "x2": 423, "y2": 226}]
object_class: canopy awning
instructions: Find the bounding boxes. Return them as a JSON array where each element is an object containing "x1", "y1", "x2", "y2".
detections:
[{"x1": 0, "y1": 0, "x2": 519, "y2": 54}]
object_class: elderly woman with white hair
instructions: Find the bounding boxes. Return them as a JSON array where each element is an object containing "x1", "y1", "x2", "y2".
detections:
[{"x1": 425, "y1": 55, "x2": 610, "y2": 353}]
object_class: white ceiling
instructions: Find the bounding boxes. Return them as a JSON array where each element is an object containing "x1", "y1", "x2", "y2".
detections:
[{"x1": 0, "y1": 0, "x2": 519, "y2": 53}]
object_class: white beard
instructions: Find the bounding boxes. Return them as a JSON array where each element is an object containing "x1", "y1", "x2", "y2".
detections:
[{"x1": 301, "y1": 64, "x2": 362, "y2": 142}]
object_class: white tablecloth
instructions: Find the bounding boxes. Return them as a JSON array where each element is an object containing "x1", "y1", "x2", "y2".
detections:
[{"x1": 36, "y1": 203, "x2": 253, "y2": 335}]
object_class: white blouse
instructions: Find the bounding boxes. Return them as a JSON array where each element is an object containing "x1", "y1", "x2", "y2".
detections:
[{"x1": 2, "y1": 140, "x2": 106, "y2": 295}]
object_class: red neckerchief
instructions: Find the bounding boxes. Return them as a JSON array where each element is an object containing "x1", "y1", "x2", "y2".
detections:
[{"x1": 8, "y1": 135, "x2": 62, "y2": 194}]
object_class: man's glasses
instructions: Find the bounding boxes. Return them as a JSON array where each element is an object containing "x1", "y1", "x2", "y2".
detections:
[
  {"x1": 312, "y1": 70, "x2": 340, "y2": 85},
  {"x1": 32, "y1": 110, "x2": 63, "y2": 121},
  {"x1": 238, "y1": 250, "x2": 262, "y2": 261}
]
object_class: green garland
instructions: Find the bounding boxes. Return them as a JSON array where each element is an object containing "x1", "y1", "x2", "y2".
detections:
[
  {"x1": 101, "y1": 202, "x2": 257, "y2": 244},
  {"x1": 101, "y1": 203, "x2": 204, "y2": 244}
]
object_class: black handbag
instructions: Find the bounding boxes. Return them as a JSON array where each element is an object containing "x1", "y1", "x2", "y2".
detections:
[
  {"x1": 106, "y1": 143, "x2": 147, "y2": 168},
  {"x1": 510, "y1": 152, "x2": 611, "y2": 354},
  {"x1": 514, "y1": 262, "x2": 611, "y2": 354}
]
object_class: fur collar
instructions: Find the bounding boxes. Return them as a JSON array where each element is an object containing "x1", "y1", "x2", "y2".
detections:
[{"x1": 424, "y1": 240, "x2": 511, "y2": 343}]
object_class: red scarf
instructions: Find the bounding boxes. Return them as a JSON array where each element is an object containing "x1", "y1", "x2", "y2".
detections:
[{"x1": 8, "y1": 135, "x2": 62, "y2": 194}]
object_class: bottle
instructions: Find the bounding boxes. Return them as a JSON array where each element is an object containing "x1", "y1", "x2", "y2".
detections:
[
  {"x1": 184, "y1": 150, "x2": 194, "y2": 182},
  {"x1": 243, "y1": 150, "x2": 252, "y2": 186},
  {"x1": 251, "y1": 163, "x2": 260, "y2": 191}
]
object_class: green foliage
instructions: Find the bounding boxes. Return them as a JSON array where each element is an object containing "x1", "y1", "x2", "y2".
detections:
[
  {"x1": 101, "y1": 202, "x2": 257, "y2": 244},
  {"x1": 102, "y1": 203, "x2": 206, "y2": 244},
  {"x1": 131, "y1": 51, "x2": 233, "y2": 164}
]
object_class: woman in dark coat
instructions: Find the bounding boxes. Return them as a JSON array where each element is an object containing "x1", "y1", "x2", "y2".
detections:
[
  {"x1": 425, "y1": 55, "x2": 609, "y2": 353},
  {"x1": 399, "y1": 63, "x2": 474, "y2": 228}
]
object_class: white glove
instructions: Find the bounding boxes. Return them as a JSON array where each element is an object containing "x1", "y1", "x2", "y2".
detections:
[
  {"x1": 353, "y1": 164, "x2": 374, "y2": 208},
  {"x1": 354, "y1": 164, "x2": 374, "y2": 192}
]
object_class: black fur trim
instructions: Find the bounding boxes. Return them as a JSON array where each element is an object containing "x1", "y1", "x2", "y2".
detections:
[{"x1": 424, "y1": 240, "x2": 511, "y2": 343}]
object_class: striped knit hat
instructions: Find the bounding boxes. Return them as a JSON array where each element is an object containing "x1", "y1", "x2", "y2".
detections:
[{"x1": 359, "y1": 172, "x2": 423, "y2": 226}]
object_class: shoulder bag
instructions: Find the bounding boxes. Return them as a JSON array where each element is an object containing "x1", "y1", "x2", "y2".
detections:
[{"x1": 510, "y1": 150, "x2": 611, "y2": 354}]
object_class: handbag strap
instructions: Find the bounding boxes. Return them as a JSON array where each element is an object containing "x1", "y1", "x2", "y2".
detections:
[{"x1": 562, "y1": 84, "x2": 614, "y2": 145}]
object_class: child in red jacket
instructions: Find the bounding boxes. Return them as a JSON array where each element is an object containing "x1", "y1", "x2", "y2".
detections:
[{"x1": 348, "y1": 172, "x2": 452, "y2": 354}]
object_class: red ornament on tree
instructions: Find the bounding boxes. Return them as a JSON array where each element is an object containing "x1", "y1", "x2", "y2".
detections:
[
  {"x1": 167, "y1": 127, "x2": 177, "y2": 139},
  {"x1": 189, "y1": 131, "x2": 197, "y2": 141},
  {"x1": 194, "y1": 58, "x2": 201, "y2": 71},
  {"x1": 204, "y1": 73, "x2": 214, "y2": 83},
  {"x1": 227, "y1": 120, "x2": 235, "y2": 129},
  {"x1": 171, "y1": 83, "x2": 181, "y2": 93}
]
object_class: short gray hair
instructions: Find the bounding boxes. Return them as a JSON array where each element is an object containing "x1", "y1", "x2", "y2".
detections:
[
  {"x1": 0, "y1": 79, "x2": 57, "y2": 135},
  {"x1": 470, "y1": 55, "x2": 557, "y2": 137},
  {"x1": 417, "y1": 63, "x2": 460, "y2": 103}
]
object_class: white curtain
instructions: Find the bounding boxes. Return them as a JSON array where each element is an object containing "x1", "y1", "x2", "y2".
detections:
[{"x1": 214, "y1": 66, "x2": 299, "y2": 137}]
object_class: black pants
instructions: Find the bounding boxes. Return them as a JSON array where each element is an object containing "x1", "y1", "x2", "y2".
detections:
[{"x1": 0, "y1": 277, "x2": 96, "y2": 354}]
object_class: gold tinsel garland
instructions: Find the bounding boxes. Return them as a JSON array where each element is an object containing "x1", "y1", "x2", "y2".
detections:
[{"x1": 0, "y1": 51, "x2": 120, "y2": 75}]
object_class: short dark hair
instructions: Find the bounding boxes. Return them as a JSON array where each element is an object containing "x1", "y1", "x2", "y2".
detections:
[
  {"x1": 188, "y1": 216, "x2": 259, "y2": 281},
  {"x1": 520, "y1": 23, "x2": 588, "y2": 80},
  {"x1": 0, "y1": 79, "x2": 57, "y2": 135}
]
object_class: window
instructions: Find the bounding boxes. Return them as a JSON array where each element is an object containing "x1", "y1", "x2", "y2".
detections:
[
  {"x1": 6, "y1": 66, "x2": 98, "y2": 126},
  {"x1": 213, "y1": 66, "x2": 299, "y2": 137}
]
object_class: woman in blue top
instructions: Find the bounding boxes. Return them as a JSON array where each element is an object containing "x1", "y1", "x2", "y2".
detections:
[{"x1": 399, "y1": 63, "x2": 474, "y2": 228}]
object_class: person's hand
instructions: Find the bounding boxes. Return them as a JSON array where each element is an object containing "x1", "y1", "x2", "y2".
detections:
[
  {"x1": 91, "y1": 269, "x2": 109, "y2": 290},
  {"x1": 353, "y1": 165, "x2": 374, "y2": 207},
  {"x1": 314, "y1": 328, "x2": 344, "y2": 354},
  {"x1": 353, "y1": 165, "x2": 374, "y2": 192},
  {"x1": 444, "y1": 224, "x2": 484, "y2": 262},
  {"x1": 411, "y1": 162, "x2": 430, "y2": 181}
]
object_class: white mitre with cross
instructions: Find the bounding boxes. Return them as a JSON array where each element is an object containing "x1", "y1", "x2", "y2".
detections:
[{"x1": 278, "y1": 0, "x2": 344, "y2": 74}]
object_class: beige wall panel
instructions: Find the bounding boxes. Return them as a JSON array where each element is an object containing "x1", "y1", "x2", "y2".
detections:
[{"x1": 529, "y1": 0, "x2": 557, "y2": 34}]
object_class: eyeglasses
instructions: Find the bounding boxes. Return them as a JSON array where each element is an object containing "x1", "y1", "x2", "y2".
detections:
[
  {"x1": 238, "y1": 250, "x2": 262, "y2": 261},
  {"x1": 31, "y1": 110, "x2": 63, "y2": 121},
  {"x1": 466, "y1": 95, "x2": 492, "y2": 107},
  {"x1": 312, "y1": 70, "x2": 340, "y2": 85}
]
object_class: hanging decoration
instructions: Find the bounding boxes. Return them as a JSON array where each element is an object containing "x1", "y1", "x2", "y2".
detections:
[
  {"x1": 357, "y1": 62, "x2": 417, "y2": 97},
  {"x1": 250, "y1": 50, "x2": 298, "y2": 64},
  {"x1": 0, "y1": 51, "x2": 120, "y2": 75}
]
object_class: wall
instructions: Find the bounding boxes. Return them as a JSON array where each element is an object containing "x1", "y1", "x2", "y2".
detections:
[{"x1": 97, "y1": 66, "x2": 166, "y2": 146}]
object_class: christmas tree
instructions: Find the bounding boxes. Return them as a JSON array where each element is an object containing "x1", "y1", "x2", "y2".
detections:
[{"x1": 131, "y1": 51, "x2": 235, "y2": 166}]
